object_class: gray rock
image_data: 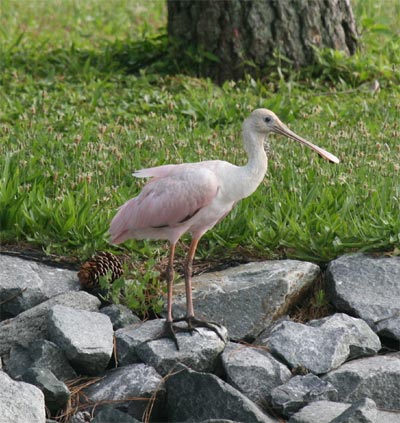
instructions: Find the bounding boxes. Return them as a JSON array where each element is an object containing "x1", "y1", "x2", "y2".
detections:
[
  {"x1": 308, "y1": 313, "x2": 381, "y2": 359},
  {"x1": 221, "y1": 343, "x2": 291, "y2": 408},
  {"x1": 326, "y1": 254, "x2": 400, "y2": 326},
  {"x1": 30, "y1": 339, "x2": 77, "y2": 380},
  {"x1": 3, "y1": 344, "x2": 32, "y2": 379},
  {"x1": 0, "y1": 291, "x2": 100, "y2": 356},
  {"x1": 92, "y1": 405, "x2": 141, "y2": 423},
  {"x1": 100, "y1": 304, "x2": 141, "y2": 330},
  {"x1": 323, "y1": 353, "x2": 400, "y2": 410},
  {"x1": 136, "y1": 323, "x2": 228, "y2": 376},
  {"x1": 0, "y1": 255, "x2": 79, "y2": 318},
  {"x1": 21, "y1": 367, "x2": 70, "y2": 414},
  {"x1": 377, "y1": 410, "x2": 400, "y2": 423},
  {"x1": 270, "y1": 373, "x2": 338, "y2": 416},
  {"x1": 330, "y1": 397, "x2": 377, "y2": 423},
  {"x1": 288, "y1": 400, "x2": 400, "y2": 423},
  {"x1": 0, "y1": 371, "x2": 46, "y2": 423},
  {"x1": 255, "y1": 315, "x2": 291, "y2": 343},
  {"x1": 374, "y1": 315, "x2": 400, "y2": 345},
  {"x1": 262, "y1": 313, "x2": 380, "y2": 374},
  {"x1": 166, "y1": 364, "x2": 277, "y2": 423},
  {"x1": 172, "y1": 260, "x2": 320, "y2": 340},
  {"x1": 115, "y1": 319, "x2": 171, "y2": 366},
  {"x1": 5, "y1": 340, "x2": 76, "y2": 381},
  {"x1": 262, "y1": 320, "x2": 348, "y2": 374},
  {"x1": 83, "y1": 363, "x2": 166, "y2": 421},
  {"x1": 288, "y1": 400, "x2": 351, "y2": 423},
  {"x1": 48, "y1": 305, "x2": 113, "y2": 375}
]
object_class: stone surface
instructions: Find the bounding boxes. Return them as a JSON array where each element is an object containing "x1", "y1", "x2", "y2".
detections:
[
  {"x1": 308, "y1": 313, "x2": 381, "y2": 359},
  {"x1": 136, "y1": 323, "x2": 228, "y2": 376},
  {"x1": 270, "y1": 373, "x2": 338, "y2": 416},
  {"x1": 172, "y1": 260, "x2": 320, "y2": 340},
  {"x1": 326, "y1": 254, "x2": 400, "y2": 326},
  {"x1": 5, "y1": 340, "x2": 77, "y2": 381},
  {"x1": 374, "y1": 315, "x2": 400, "y2": 345},
  {"x1": 254, "y1": 316, "x2": 291, "y2": 343},
  {"x1": 48, "y1": 305, "x2": 113, "y2": 375},
  {"x1": 263, "y1": 319, "x2": 348, "y2": 374},
  {"x1": 262, "y1": 313, "x2": 380, "y2": 374},
  {"x1": 0, "y1": 255, "x2": 79, "y2": 318},
  {"x1": 100, "y1": 304, "x2": 141, "y2": 330},
  {"x1": 0, "y1": 370, "x2": 46, "y2": 423},
  {"x1": 83, "y1": 363, "x2": 166, "y2": 421},
  {"x1": 0, "y1": 291, "x2": 100, "y2": 356},
  {"x1": 221, "y1": 343, "x2": 291, "y2": 408},
  {"x1": 21, "y1": 367, "x2": 70, "y2": 413},
  {"x1": 166, "y1": 364, "x2": 277, "y2": 423},
  {"x1": 288, "y1": 400, "x2": 400, "y2": 423},
  {"x1": 115, "y1": 319, "x2": 165, "y2": 366},
  {"x1": 4, "y1": 254, "x2": 400, "y2": 423},
  {"x1": 323, "y1": 353, "x2": 400, "y2": 410},
  {"x1": 288, "y1": 401, "x2": 351, "y2": 423},
  {"x1": 92, "y1": 405, "x2": 141, "y2": 423},
  {"x1": 330, "y1": 397, "x2": 377, "y2": 423}
]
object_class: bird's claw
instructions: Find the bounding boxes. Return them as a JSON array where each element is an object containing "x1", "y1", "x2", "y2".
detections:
[
  {"x1": 154, "y1": 320, "x2": 180, "y2": 350},
  {"x1": 154, "y1": 318, "x2": 225, "y2": 351},
  {"x1": 173, "y1": 316, "x2": 225, "y2": 343}
]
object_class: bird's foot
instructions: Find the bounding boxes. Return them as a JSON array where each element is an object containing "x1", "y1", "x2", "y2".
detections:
[
  {"x1": 154, "y1": 320, "x2": 184, "y2": 350},
  {"x1": 173, "y1": 315, "x2": 225, "y2": 342},
  {"x1": 154, "y1": 319, "x2": 203, "y2": 350},
  {"x1": 154, "y1": 318, "x2": 225, "y2": 351}
]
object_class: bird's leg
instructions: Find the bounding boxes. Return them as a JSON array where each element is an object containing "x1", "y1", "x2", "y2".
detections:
[
  {"x1": 184, "y1": 238, "x2": 198, "y2": 320},
  {"x1": 174, "y1": 238, "x2": 225, "y2": 342},
  {"x1": 166, "y1": 242, "x2": 176, "y2": 325},
  {"x1": 154, "y1": 242, "x2": 181, "y2": 350}
]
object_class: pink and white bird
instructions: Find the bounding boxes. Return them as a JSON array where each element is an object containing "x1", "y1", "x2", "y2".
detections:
[{"x1": 109, "y1": 109, "x2": 339, "y2": 348}]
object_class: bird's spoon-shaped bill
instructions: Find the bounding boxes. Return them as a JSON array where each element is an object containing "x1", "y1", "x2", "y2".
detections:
[{"x1": 275, "y1": 123, "x2": 340, "y2": 164}]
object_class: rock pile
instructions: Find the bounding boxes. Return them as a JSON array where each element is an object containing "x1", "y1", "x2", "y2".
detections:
[{"x1": 0, "y1": 253, "x2": 399, "y2": 423}]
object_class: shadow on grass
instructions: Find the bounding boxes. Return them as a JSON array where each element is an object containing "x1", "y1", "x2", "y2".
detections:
[
  {"x1": 1, "y1": 32, "x2": 215, "y2": 82},
  {"x1": 2, "y1": 30, "x2": 398, "y2": 90}
]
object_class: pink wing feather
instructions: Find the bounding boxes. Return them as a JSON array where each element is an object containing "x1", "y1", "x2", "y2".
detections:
[
  {"x1": 132, "y1": 164, "x2": 180, "y2": 179},
  {"x1": 109, "y1": 166, "x2": 219, "y2": 244}
]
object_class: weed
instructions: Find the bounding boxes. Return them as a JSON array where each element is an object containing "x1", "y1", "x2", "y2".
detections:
[{"x1": 99, "y1": 259, "x2": 164, "y2": 318}]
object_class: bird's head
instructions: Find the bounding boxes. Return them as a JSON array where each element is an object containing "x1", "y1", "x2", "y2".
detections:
[
  {"x1": 245, "y1": 108, "x2": 280, "y2": 135},
  {"x1": 244, "y1": 108, "x2": 339, "y2": 164}
]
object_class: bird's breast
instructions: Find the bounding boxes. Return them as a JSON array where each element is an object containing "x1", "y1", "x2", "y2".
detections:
[
  {"x1": 217, "y1": 166, "x2": 266, "y2": 203},
  {"x1": 186, "y1": 191, "x2": 235, "y2": 238}
]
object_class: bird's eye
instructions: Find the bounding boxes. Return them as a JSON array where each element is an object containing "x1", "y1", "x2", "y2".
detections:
[{"x1": 264, "y1": 116, "x2": 272, "y2": 123}]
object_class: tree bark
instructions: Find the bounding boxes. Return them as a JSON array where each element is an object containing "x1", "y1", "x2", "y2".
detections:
[{"x1": 167, "y1": 0, "x2": 358, "y2": 83}]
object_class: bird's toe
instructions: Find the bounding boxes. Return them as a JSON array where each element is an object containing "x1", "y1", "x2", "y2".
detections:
[
  {"x1": 173, "y1": 316, "x2": 225, "y2": 342},
  {"x1": 154, "y1": 321, "x2": 180, "y2": 350}
]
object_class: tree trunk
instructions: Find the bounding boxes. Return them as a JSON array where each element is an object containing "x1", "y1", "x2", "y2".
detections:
[{"x1": 167, "y1": 0, "x2": 358, "y2": 83}]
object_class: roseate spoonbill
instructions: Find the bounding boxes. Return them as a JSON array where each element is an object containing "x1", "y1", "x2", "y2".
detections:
[{"x1": 109, "y1": 109, "x2": 339, "y2": 349}]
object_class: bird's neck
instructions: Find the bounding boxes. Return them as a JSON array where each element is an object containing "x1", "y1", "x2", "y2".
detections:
[
  {"x1": 225, "y1": 127, "x2": 268, "y2": 202},
  {"x1": 242, "y1": 128, "x2": 268, "y2": 178}
]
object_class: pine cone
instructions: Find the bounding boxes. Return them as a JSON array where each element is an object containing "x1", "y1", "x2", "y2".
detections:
[{"x1": 78, "y1": 251, "x2": 124, "y2": 291}]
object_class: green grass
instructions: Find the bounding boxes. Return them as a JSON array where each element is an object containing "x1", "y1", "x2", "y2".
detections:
[{"x1": 0, "y1": 0, "x2": 399, "y2": 267}]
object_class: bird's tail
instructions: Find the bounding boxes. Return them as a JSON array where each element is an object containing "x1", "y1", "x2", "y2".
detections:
[{"x1": 109, "y1": 198, "x2": 136, "y2": 244}]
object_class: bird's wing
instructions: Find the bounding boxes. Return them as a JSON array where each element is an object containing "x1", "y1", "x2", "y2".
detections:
[
  {"x1": 110, "y1": 167, "x2": 219, "y2": 243},
  {"x1": 132, "y1": 161, "x2": 225, "y2": 179},
  {"x1": 133, "y1": 164, "x2": 180, "y2": 179}
]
